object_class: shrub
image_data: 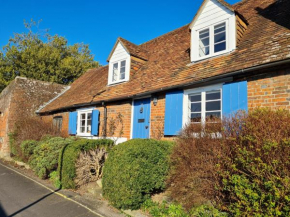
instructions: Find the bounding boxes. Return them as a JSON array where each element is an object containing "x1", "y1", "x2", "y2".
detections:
[
  {"x1": 142, "y1": 200, "x2": 227, "y2": 217},
  {"x1": 58, "y1": 139, "x2": 114, "y2": 189},
  {"x1": 217, "y1": 109, "x2": 290, "y2": 216},
  {"x1": 29, "y1": 137, "x2": 74, "y2": 179},
  {"x1": 142, "y1": 199, "x2": 190, "y2": 217},
  {"x1": 49, "y1": 171, "x2": 61, "y2": 189},
  {"x1": 9, "y1": 116, "x2": 68, "y2": 158},
  {"x1": 167, "y1": 122, "x2": 222, "y2": 210},
  {"x1": 169, "y1": 108, "x2": 290, "y2": 216},
  {"x1": 102, "y1": 139, "x2": 174, "y2": 210},
  {"x1": 20, "y1": 140, "x2": 38, "y2": 162}
]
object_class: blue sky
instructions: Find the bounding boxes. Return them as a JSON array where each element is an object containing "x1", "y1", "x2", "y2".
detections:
[{"x1": 0, "y1": 0, "x2": 240, "y2": 65}]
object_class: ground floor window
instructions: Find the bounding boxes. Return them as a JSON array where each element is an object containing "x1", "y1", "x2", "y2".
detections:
[
  {"x1": 53, "y1": 116, "x2": 63, "y2": 131},
  {"x1": 77, "y1": 109, "x2": 93, "y2": 136},
  {"x1": 184, "y1": 84, "x2": 222, "y2": 125}
]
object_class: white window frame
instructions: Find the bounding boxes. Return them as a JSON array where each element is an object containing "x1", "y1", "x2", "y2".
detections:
[
  {"x1": 77, "y1": 107, "x2": 94, "y2": 137},
  {"x1": 194, "y1": 20, "x2": 229, "y2": 62},
  {"x1": 108, "y1": 58, "x2": 130, "y2": 85},
  {"x1": 183, "y1": 84, "x2": 223, "y2": 127}
]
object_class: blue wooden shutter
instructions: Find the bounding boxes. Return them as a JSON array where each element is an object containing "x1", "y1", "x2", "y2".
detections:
[
  {"x1": 68, "y1": 112, "x2": 77, "y2": 135},
  {"x1": 91, "y1": 110, "x2": 100, "y2": 136},
  {"x1": 222, "y1": 81, "x2": 248, "y2": 116},
  {"x1": 164, "y1": 90, "x2": 184, "y2": 135}
]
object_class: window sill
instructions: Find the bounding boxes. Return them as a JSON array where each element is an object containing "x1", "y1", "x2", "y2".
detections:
[{"x1": 107, "y1": 79, "x2": 129, "y2": 86}]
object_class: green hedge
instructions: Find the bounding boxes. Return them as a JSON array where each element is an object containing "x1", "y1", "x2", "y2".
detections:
[
  {"x1": 58, "y1": 139, "x2": 114, "y2": 189},
  {"x1": 102, "y1": 139, "x2": 174, "y2": 210},
  {"x1": 28, "y1": 137, "x2": 75, "y2": 179},
  {"x1": 20, "y1": 140, "x2": 38, "y2": 161}
]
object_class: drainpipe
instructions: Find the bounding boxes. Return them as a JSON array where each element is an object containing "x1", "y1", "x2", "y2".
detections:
[{"x1": 102, "y1": 102, "x2": 107, "y2": 138}]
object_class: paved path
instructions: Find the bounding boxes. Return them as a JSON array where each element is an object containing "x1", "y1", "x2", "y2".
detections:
[{"x1": 0, "y1": 162, "x2": 104, "y2": 217}]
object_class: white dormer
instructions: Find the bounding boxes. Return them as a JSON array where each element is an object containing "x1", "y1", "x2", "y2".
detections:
[
  {"x1": 190, "y1": 0, "x2": 236, "y2": 62},
  {"x1": 107, "y1": 41, "x2": 131, "y2": 85}
]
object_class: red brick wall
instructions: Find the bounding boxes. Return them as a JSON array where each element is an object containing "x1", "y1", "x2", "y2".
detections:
[
  {"x1": 247, "y1": 69, "x2": 290, "y2": 110},
  {"x1": 0, "y1": 77, "x2": 66, "y2": 156},
  {"x1": 150, "y1": 93, "x2": 166, "y2": 139}
]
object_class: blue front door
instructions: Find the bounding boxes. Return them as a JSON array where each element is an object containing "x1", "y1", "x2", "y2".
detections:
[{"x1": 132, "y1": 98, "x2": 151, "y2": 139}]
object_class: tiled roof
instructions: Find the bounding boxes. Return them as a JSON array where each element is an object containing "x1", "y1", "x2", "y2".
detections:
[
  {"x1": 107, "y1": 37, "x2": 149, "y2": 61},
  {"x1": 40, "y1": 0, "x2": 290, "y2": 114}
]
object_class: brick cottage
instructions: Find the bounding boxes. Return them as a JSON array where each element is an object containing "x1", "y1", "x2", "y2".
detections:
[
  {"x1": 36, "y1": 0, "x2": 290, "y2": 143},
  {"x1": 0, "y1": 77, "x2": 67, "y2": 157}
]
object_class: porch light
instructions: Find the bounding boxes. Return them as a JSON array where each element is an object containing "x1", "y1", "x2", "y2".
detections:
[{"x1": 153, "y1": 97, "x2": 158, "y2": 106}]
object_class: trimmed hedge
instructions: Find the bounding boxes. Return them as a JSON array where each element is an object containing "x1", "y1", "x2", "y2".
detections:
[
  {"x1": 28, "y1": 137, "x2": 75, "y2": 179},
  {"x1": 102, "y1": 139, "x2": 174, "y2": 210},
  {"x1": 58, "y1": 139, "x2": 114, "y2": 189}
]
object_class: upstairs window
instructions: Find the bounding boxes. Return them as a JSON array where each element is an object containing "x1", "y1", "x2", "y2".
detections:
[
  {"x1": 111, "y1": 60, "x2": 127, "y2": 83},
  {"x1": 197, "y1": 22, "x2": 228, "y2": 60}
]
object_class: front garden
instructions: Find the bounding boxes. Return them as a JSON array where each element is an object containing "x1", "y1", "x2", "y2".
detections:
[{"x1": 10, "y1": 108, "x2": 290, "y2": 216}]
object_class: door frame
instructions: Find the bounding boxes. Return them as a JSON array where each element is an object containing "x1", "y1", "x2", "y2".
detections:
[{"x1": 130, "y1": 96, "x2": 152, "y2": 139}]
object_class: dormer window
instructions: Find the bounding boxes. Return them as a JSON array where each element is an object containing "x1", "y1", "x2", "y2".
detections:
[
  {"x1": 190, "y1": 0, "x2": 237, "y2": 62},
  {"x1": 112, "y1": 60, "x2": 126, "y2": 82},
  {"x1": 198, "y1": 22, "x2": 227, "y2": 58},
  {"x1": 107, "y1": 41, "x2": 130, "y2": 85}
]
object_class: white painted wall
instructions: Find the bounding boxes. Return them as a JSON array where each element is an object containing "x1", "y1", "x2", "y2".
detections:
[
  {"x1": 108, "y1": 42, "x2": 131, "y2": 85},
  {"x1": 190, "y1": 0, "x2": 236, "y2": 62}
]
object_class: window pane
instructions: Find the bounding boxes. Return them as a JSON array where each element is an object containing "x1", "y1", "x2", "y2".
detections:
[
  {"x1": 120, "y1": 73, "x2": 125, "y2": 80},
  {"x1": 80, "y1": 127, "x2": 85, "y2": 133},
  {"x1": 206, "y1": 91, "x2": 221, "y2": 100},
  {"x1": 200, "y1": 37, "x2": 209, "y2": 47},
  {"x1": 87, "y1": 120, "x2": 92, "y2": 133},
  {"x1": 214, "y1": 42, "x2": 226, "y2": 53},
  {"x1": 190, "y1": 94, "x2": 201, "y2": 102},
  {"x1": 112, "y1": 63, "x2": 118, "y2": 82},
  {"x1": 214, "y1": 23, "x2": 226, "y2": 34},
  {"x1": 206, "y1": 112, "x2": 221, "y2": 122},
  {"x1": 191, "y1": 103, "x2": 201, "y2": 112},
  {"x1": 81, "y1": 113, "x2": 86, "y2": 120},
  {"x1": 87, "y1": 113, "x2": 92, "y2": 120},
  {"x1": 199, "y1": 29, "x2": 209, "y2": 38},
  {"x1": 199, "y1": 46, "x2": 210, "y2": 57},
  {"x1": 121, "y1": 60, "x2": 126, "y2": 67},
  {"x1": 81, "y1": 120, "x2": 86, "y2": 127},
  {"x1": 214, "y1": 32, "x2": 226, "y2": 44},
  {"x1": 191, "y1": 113, "x2": 202, "y2": 123},
  {"x1": 206, "y1": 101, "x2": 221, "y2": 111}
]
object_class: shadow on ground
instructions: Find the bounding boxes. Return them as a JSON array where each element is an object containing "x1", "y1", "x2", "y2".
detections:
[{"x1": 0, "y1": 203, "x2": 8, "y2": 217}]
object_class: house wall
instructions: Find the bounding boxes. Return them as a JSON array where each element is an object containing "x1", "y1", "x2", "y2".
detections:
[
  {"x1": 0, "y1": 77, "x2": 66, "y2": 157},
  {"x1": 150, "y1": 93, "x2": 166, "y2": 140},
  {"x1": 0, "y1": 81, "x2": 15, "y2": 157},
  {"x1": 247, "y1": 68, "x2": 290, "y2": 110}
]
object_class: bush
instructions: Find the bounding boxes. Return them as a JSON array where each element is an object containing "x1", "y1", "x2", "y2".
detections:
[
  {"x1": 167, "y1": 122, "x2": 222, "y2": 210},
  {"x1": 20, "y1": 140, "x2": 38, "y2": 162},
  {"x1": 9, "y1": 116, "x2": 68, "y2": 158},
  {"x1": 169, "y1": 108, "x2": 290, "y2": 216},
  {"x1": 28, "y1": 137, "x2": 74, "y2": 179},
  {"x1": 58, "y1": 139, "x2": 114, "y2": 189},
  {"x1": 142, "y1": 200, "x2": 227, "y2": 217},
  {"x1": 217, "y1": 109, "x2": 290, "y2": 216},
  {"x1": 102, "y1": 139, "x2": 174, "y2": 210}
]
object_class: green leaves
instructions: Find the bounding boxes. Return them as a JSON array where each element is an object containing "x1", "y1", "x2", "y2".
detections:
[
  {"x1": 0, "y1": 20, "x2": 98, "y2": 92},
  {"x1": 102, "y1": 139, "x2": 174, "y2": 210}
]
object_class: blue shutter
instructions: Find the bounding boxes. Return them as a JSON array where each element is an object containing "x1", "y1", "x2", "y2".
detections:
[
  {"x1": 222, "y1": 81, "x2": 248, "y2": 117},
  {"x1": 91, "y1": 110, "x2": 100, "y2": 136},
  {"x1": 164, "y1": 90, "x2": 184, "y2": 135},
  {"x1": 68, "y1": 112, "x2": 77, "y2": 135}
]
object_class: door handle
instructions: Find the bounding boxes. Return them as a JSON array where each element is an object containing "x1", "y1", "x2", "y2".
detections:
[{"x1": 145, "y1": 126, "x2": 149, "y2": 129}]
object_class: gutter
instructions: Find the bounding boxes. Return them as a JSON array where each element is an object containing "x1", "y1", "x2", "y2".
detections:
[{"x1": 40, "y1": 58, "x2": 290, "y2": 115}]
